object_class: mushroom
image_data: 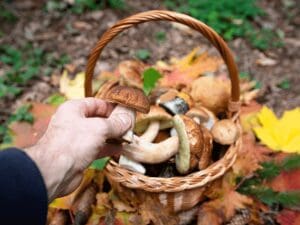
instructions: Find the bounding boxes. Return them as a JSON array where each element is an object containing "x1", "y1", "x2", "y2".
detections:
[
  {"x1": 173, "y1": 115, "x2": 204, "y2": 174},
  {"x1": 158, "y1": 91, "x2": 193, "y2": 115},
  {"x1": 198, "y1": 126, "x2": 213, "y2": 170},
  {"x1": 186, "y1": 107, "x2": 217, "y2": 130},
  {"x1": 190, "y1": 76, "x2": 230, "y2": 114},
  {"x1": 117, "y1": 60, "x2": 146, "y2": 89},
  {"x1": 122, "y1": 135, "x2": 179, "y2": 164},
  {"x1": 103, "y1": 85, "x2": 150, "y2": 171},
  {"x1": 134, "y1": 106, "x2": 173, "y2": 142},
  {"x1": 95, "y1": 79, "x2": 118, "y2": 99},
  {"x1": 118, "y1": 155, "x2": 146, "y2": 174},
  {"x1": 211, "y1": 119, "x2": 239, "y2": 145}
]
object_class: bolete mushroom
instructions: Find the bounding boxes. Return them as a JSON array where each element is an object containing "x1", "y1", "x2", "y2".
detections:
[
  {"x1": 198, "y1": 126, "x2": 213, "y2": 170},
  {"x1": 134, "y1": 106, "x2": 173, "y2": 142},
  {"x1": 173, "y1": 115, "x2": 204, "y2": 174},
  {"x1": 95, "y1": 79, "x2": 118, "y2": 99},
  {"x1": 122, "y1": 135, "x2": 179, "y2": 164},
  {"x1": 158, "y1": 90, "x2": 193, "y2": 115},
  {"x1": 211, "y1": 119, "x2": 239, "y2": 145},
  {"x1": 118, "y1": 155, "x2": 146, "y2": 174},
  {"x1": 103, "y1": 85, "x2": 150, "y2": 171},
  {"x1": 186, "y1": 107, "x2": 217, "y2": 130},
  {"x1": 190, "y1": 76, "x2": 230, "y2": 114},
  {"x1": 117, "y1": 60, "x2": 146, "y2": 89}
]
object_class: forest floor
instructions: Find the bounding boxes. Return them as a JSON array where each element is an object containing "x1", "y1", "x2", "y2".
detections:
[{"x1": 0, "y1": 0, "x2": 299, "y2": 120}]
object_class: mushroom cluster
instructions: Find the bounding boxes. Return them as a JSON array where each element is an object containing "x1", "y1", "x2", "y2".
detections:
[{"x1": 96, "y1": 76, "x2": 239, "y2": 176}]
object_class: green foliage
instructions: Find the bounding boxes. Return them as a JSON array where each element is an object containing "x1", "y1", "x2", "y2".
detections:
[
  {"x1": 237, "y1": 154, "x2": 300, "y2": 207},
  {"x1": 45, "y1": 0, "x2": 125, "y2": 14},
  {"x1": 155, "y1": 31, "x2": 167, "y2": 43},
  {"x1": 164, "y1": 0, "x2": 283, "y2": 50},
  {"x1": 135, "y1": 49, "x2": 151, "y2": 61},
  {"x1": 277, "y1": 79, "x2": 291, "y2": 90},
  {"x1": 89, "y1": 157, "x2": 110, "y2": 170},
  {"x1": 0, "y1": 105, "x2": 34, "y2": 145},
  {"x1": 0, "y1": 3, "x2": 17, "y2": 22},
  {"x1": 239, "y1": 72, "x2": 250, "y2": 80},
  {"x1": 46, "y1": 94, "x2": 67, "y2": 106},
  {"x1": 0, "y1": 44, "x2": 69, "y2": 98},
  {"x1": 142, "y1": 68, "x2": 162, "y2": 95}
]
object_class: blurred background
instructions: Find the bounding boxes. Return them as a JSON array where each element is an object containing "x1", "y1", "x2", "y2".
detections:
[{"x1": 0, "y1": 0, "x2": 299, "y2": 144}]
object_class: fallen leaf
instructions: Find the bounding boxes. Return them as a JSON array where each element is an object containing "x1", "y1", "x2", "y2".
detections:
[
  {"x1": 159, "y1": 48, "x2": 223, "y2": 88},
  {"x1": 59, "y1": 70, "x2": 85, "y2": 99},
  {"x1": 232, "y1": 133, "x2": 271, "y2": 176},
  {"x1": 50, "y1": 169, "x2": 96, "y2": 209},
  {"x1": 269, "y1": 169, "x2": 300, "y2": 192},
  {"x1": 8, "y1": 103, "x2": 57, "y2": 148},
  {"x1": 276, "y1": 209, "x2": 300, "y2": 225},
  {"x1": 256, "y1": 54, "x2": 277, "y2": 66},
  {"x1": 253, "y1": 107, "x2": 300, "y2": 153}
]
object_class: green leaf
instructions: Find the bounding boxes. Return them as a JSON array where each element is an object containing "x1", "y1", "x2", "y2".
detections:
[
  {"x1": 155, "y1": 31, "x2": 167, "y2": 43},
  {"x1": 239, "y1": 72, "x2": 250, "y2": 79},
  {"x1": 46, "y1": 94, "x2": 66, "y2": 106},
  {"x1": 142, "y1": 68, "x2": 162, "y2": 96},
  {"x1": 89, "y1": 157, "x2": 110, "y2": 170},
  {"x1": 278, "y1": 79, "x2": 291, "y2": 90},
  {"x1": 135, "y1": 49, "x2": 151, "y2": 61},
  {"x1": 281, "y1": 154, "x2": 300, "y2": 171},
  {"x1": 257, "y1": 161, "x2": 281, "y2": 180},
  {"x1": 254, "y1": 80, "x2": 262, "y2": 89}
]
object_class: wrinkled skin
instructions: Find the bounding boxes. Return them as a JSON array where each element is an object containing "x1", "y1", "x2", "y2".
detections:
[{"x1": 26, "y1": 98, "x2": 134, "y2": 202}]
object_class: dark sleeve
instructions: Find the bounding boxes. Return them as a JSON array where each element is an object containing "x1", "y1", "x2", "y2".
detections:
[{"x1": 0, "y1": 148, "x2": 48, "y2": 225}]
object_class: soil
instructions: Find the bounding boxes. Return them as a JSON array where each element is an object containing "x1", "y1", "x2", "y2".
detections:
[{"x1": 0, "y1": 0, "x2": 299, "y2": 119}]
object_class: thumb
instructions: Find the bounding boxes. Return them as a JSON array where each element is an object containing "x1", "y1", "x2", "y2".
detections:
[{"x1": 105, "y1": 106, "x2": 135, "y2": 138}]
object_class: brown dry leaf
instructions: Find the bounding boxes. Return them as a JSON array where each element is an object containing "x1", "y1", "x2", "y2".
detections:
[
  {"x1": 9, "y1": 103, "x2": 57, "y2": 148},
  {"x1": 50, "y1": 169, "x2": 96, "y2": 210},
  {"x1": 48, "y1": 210, "x2": 68, "y2": 225},
  {"x1": 232, "y1": 133, "x2": 272, "y2": 176}
]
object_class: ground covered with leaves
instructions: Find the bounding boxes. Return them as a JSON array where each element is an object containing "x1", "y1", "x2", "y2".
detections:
[{"x1": 0, "y1": 0, "x2": 299, "y2": 225}]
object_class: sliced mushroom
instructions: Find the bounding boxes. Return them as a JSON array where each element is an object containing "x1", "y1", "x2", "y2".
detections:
[
  {"x1": 122, "y1": 135, "x2": 179, "y2": 164},
  {"x1": 186, "y1": 107, "x2": 217, "y2": 130},
  {"x1": 173, "y1": 115, "x2": 204, "y2": 174},
  {"x1": 211, "y1": 119, "x2": 239, "y2": 145},
  {"x1": 134, "y1": 106, "x2": 173, "y2": 140}
]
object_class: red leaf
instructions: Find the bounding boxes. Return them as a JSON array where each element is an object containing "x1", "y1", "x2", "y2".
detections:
[
  {"x1": 9, "y1": 103, "x2": 57, "y2": 148},
  {"x1": 270, "y1": 169, "x2": 300, "y2": 192},
  {"x1": 276, "y1": 209, "x2": 300, "y2": 225}
]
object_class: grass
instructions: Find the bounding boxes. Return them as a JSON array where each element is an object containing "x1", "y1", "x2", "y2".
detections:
[
  {"x1": 164, "y1": 0, "x2": 284, "y2": 50},
  {"x1": 0, "y1": 44, "x2": 69, "y2": 99}
]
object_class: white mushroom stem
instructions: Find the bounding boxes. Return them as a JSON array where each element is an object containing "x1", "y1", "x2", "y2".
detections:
[
  {"x1": 118, "y1": 155, "x2": 146, "y2": 174},
  {"x1": 122, "y1": 135, "x2": 179, "y2": 164},
  {"x1": 139, "y1": 121, "x2": 160, "y2": 142}
]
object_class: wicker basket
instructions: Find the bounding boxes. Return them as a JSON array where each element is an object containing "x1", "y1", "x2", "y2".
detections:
[{"x1": 84, "y1": 10, "x2": 242, "y2": 221}]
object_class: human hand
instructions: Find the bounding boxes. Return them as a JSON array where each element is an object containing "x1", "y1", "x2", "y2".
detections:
[{"x1": 26, "y1": 98, "x2": 134, "y2": 202}]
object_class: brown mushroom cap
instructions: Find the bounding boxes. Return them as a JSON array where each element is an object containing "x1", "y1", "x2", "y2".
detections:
[
  {"x1": 198, "y1": 125, "x2": 213, "y2": 170},
  {"x1": 134, "y1": 106, "x2": 173, "y2": 134},
  {"x1": 211, "y1": 119, "x2": 239, "y2": 145},
  {"x1": 186, "y1": 106, "x2": 217, "y2": 130},
  {"x1": 104, "y1": 85, "x2": 150, "y2": 113},
  {"x1": 117, "y1": 60, "x2": 145, "y2": 89},
  {"x1": 95, "y1": 79, "x2": 118, "y2": 99},
  {"x1": 173, "y1": 115, "x2": 204, "y2": 174}
]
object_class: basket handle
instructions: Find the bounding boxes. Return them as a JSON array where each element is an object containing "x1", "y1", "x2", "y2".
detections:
[{"x1": 85, "y1": 10, "x2": 240, "y2": 112}]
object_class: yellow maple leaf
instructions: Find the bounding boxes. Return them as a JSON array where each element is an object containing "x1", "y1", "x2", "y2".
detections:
[
  {"x1": 253, "y1": 106, "x2": 300, "y2": 153},
  {"x1": 59, "y1": 70, "x2": 85, "y2": 99}
]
